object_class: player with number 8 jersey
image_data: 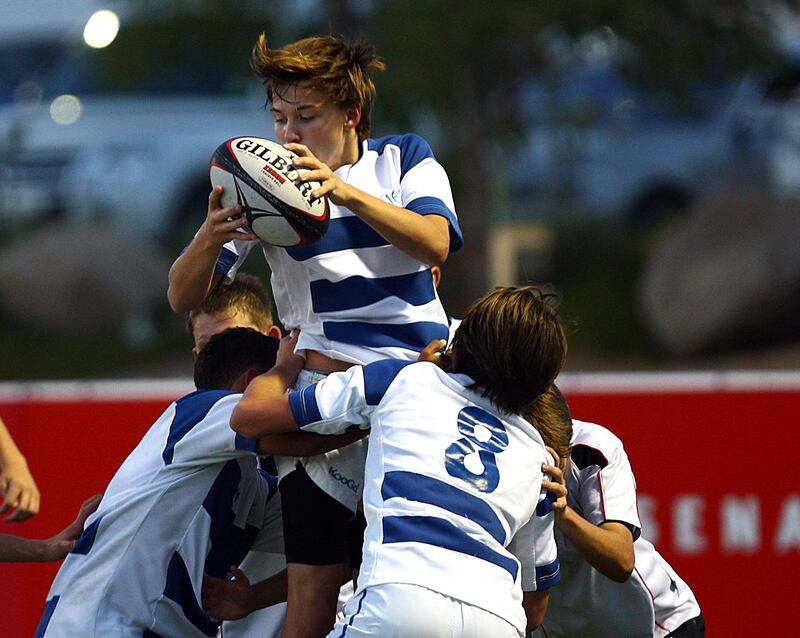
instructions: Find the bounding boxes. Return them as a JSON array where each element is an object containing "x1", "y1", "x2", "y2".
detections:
[{"x1": 231, "y1": 285, "x2": 568, "y2": 637}]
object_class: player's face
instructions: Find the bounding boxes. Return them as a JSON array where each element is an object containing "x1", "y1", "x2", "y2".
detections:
[
  {"x1": 271, "y1": 82, "x2": 359, "y2": 170},
  {"x1": 192, "y1": 311, "x2": 264, "y2": 358}
]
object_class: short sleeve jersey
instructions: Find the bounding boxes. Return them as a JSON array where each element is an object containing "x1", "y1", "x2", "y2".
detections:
[
  {"x1": 36, "y1": 391, "x2": 282, "y2": 638},
  {"x1": 216, "y1": 134, "x2": 463, "y2": 365},
  {"x1": 288, "y1": 360, "x2": 560, "y2": 634},
  {"x1": 534, "y1": 419, "x2": 701, "y2": 638}
]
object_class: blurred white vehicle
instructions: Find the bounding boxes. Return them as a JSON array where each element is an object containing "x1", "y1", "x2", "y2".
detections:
[{"x1": 0, "y1": 1, "x2": 275, "y2": 242}]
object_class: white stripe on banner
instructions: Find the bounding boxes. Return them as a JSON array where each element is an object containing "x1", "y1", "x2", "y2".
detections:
[{"x1": 1, "y1": 370, "x2": 800, "y2": 403}]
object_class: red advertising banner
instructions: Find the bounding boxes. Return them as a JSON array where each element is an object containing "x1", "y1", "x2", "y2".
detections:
[{"x1": 0, "y1": 373, "x2": 797, "y2": 637}]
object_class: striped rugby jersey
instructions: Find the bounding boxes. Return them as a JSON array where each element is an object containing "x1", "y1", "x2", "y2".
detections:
[
  {"x1": 35, "y1": 391, "x2": 282, "y2": 638},
  {"x1": 217, "y1": 134, "x2": 463, "y2": 364},
  {"x1": 533, "y1": 420, "x2": 701, "y2": 638},
  {"x1": 288, "y1": 359, "x2": 560, "y2": 635}
]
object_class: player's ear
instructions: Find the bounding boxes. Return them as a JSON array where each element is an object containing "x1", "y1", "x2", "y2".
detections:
[
  {"x1": 344, "y1": 104, "x2": 361, "y2": 131},
  {"x1": 191, "y1": 346, "x2": 199, "y2": 360},
  {"x1": 232, "y1": 368, "x2": 261, "y2": 393},
  {"x1": 267, "y1": 325, "x2": 282, "y2": 339}
]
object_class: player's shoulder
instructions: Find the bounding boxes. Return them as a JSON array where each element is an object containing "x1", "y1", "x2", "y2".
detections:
[
  {"x1": 360, "y1": 358, "x2": 438, "y2": 402},
  {"x1": 570, "y1": 419, "x2": 626, "y2": 468},
  {"x1": 171, "y1": 389, "x2": 241, "y2": 425},
  {"x1": 367, "y1": 134, "x2": 436, "y2": 171}
]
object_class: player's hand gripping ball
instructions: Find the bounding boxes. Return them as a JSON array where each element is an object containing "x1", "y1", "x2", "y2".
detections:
[{"x1": 210, "y1": 136, "x2": 329, "y2": 247}]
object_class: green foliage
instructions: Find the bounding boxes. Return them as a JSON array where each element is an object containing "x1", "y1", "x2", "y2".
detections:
[
  {"x1": 551, "y1": 218, "x2": 657, "y2": 357},
  {"x1": 89, "y1": 1, "x2": 277, "y2": 94}
]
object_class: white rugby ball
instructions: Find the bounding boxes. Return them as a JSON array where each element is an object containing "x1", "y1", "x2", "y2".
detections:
[{"x1": 209, "y1": 136, "x2": 329, "y2": 247}]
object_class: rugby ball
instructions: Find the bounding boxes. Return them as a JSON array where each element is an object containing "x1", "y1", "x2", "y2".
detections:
[{"x1": 209, "y1": 136, "x2": 329, "y2": 247}]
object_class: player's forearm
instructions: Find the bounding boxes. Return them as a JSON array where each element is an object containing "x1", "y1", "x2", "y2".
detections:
[
  {"x1": 166, "y1": 238, "x2": 224, "y2": 313},
  {"x1": 340, "y1": 187, "x2": 450, "y2": 266},
  {"x1": 0, "y1": 534, "x2": 48, "y2": 562},
  {"x1": 247, "y1": 569, "x2": 289, "y2": 611},
  {"x1": 231, "y1": 367, "x2": 300, "y2": 438},
  {"x1": 257, "y1": 427, "x2": 367, "y2": 457},
  {"x1": 556, "y1": 507, "x2": 634, "y2": 582}
]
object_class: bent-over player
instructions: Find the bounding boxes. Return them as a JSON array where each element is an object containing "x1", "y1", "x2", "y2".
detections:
[
  {"x1": 230, "y1": 285, "x2": 567, "y2": 638},
  {"x1": 35, "y1": 329, "x2": 299, "y2": 637},
  {"x1": 531, "y1": 386, "x2": 704, "y2": 638}
]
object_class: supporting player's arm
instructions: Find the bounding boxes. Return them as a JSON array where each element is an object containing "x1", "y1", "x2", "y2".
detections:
[
  {"x1": 230, "y1": 333, "x2": 304, "y2": 439},
  {"x1": 203, "y1": 565, "x2": 288, "y2": 620},
  {"x1": 287, "y1": 142, "x2": 452, "y2": 266},
  {"x1": 523, "y1": 590, "x2": 549, "y2": 632},
  {"x1": 256, "y1": 426, "x2": 368, "y2": 457},
  {"x1": 167, "y1": 186, "x2": 255, "y2": 312},
  {"x1": 0, "y1": 493, "x2": 102, "y2": 563},
  {"x1": 543, "y1": 462, "x2": 635, "y2": 582}
]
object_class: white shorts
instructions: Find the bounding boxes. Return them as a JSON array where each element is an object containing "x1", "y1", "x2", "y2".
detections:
[
  {"x1": 326, "y1": 583, "x2": 521, "y2": 638},
  {"x1": 275, "y1": 369, "x2": 367, "y2": 512}
]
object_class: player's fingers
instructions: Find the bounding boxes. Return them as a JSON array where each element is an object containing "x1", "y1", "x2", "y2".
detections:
[
  {"x1": 229, "y1": 565, "x2": 247, "y2": 582},
  {"x1": 418, "y1": 339, "x2": 447, "y2": 363},
  {"x1": 5, "y1": 508, "x2": 27, "y2": 522},
  {"x1": 29, "y1": 489, "x2": 41, "y2": 517},
  {"x1": 542, "y1": 463, "x2": 563, "y2": 480},
  {"x1": 208, "y1": 186, "x2": 225, "y2": 213},
  {"x1": 283, "y1": 142, "x2": 312, "y2": 157},
  {"x1": 3, "y1": 480, "x2": 21, "y2": 505}
]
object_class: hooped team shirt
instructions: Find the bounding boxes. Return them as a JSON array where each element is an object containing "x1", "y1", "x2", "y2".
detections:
[
  {"x1": 533, "y1": 419, "x2": 702, "y2": 638},
  {"x1": 287, "y1": 360, "x2": 561, "y2": 635},
  {"x1": 35, "y1": 391, "x2": 283, "y2": 638},
  {"x1": 216, "y1": 134, "x2": 463, "y2": 365}
]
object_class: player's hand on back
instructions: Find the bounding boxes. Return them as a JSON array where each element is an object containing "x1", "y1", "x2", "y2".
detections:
[
  {"x1": 275, "y1": 329, "x2": 306, "y2": 377},
  {"x1": 542, "y1": 447, "x2": 568, "y2": 521},
  {"x1": 417, "y1": 339, "x2": 448, "y2": 367},
  {"x1": 196, "y1": 186, "x2": 257, "y2": 247},
  {"x1": 202, "y1": 565, "x2": 254, "y2": 621},
  {"x1": 40, "y1": 493, "x2": 103, "y2": 561}
]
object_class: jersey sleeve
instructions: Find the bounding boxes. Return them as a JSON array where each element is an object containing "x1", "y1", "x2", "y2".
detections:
[
  {"x1": 288, "y1": 359, "x2": 414, "y2": 434},
  {"x1": 288, "y1": 365, "x2": 373, "y2": 435},
  {"x1": 507, "y1": 486, "x2": 561, "y2": 592},
  {"x1": 216, "y1": 235, "x2": 258, "y2": 282},
  {"x1": 572, "y1": 439, "x2": 642, "y2": 539},
  {"x1": 398, "y1": 134, "x2": 463, "y2": 252},
  {"x1": 163, "y1": 391, "x2": 260, "y2": 467},
  {"x1": 249, "y1": 472, "x2": 284, "y2": 554}
]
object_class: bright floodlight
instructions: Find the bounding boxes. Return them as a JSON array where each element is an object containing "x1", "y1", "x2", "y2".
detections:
[{"x1": 83, "y1": 10, "x2": 120, "y2": 49}]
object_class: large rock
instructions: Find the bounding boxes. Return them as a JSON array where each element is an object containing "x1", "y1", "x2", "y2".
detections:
[
  {"x1": 0, "y1": 221, "x2": 170, "y2": 337},
  {"x1": 637, "y1": 190, "x2": 800, "y2": 355}
]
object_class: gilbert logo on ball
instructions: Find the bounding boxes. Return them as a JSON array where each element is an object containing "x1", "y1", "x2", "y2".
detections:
[{"x1": 210, "y1": 136, "x2": 329, "y2": 247}]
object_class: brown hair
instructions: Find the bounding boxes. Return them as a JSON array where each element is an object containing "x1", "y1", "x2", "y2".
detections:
[
  {"x1": 250, "y1": 34, "x2": 386, "y2": 142},
  {"x1": 448, "y1": 285, "x2": 567, "y2": 414},
  {"x1": 525, "y1": 384, "x2": 573, "y2": 460},
  {"x1": 186, "y1": 273, "x2": 274, "y2": 340}
]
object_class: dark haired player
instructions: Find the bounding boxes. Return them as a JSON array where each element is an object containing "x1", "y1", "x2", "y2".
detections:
[
  {"x1": 231, "y1": 285, "x2": 567, "y2": 638},
  {"x1": 35, "y1": 329, "x2": 297, "y2": 638}
]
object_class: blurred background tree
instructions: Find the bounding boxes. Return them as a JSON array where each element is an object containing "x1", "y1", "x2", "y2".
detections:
[{"x1": 0, "y1": 0, "x2": 796, "y2": 378}]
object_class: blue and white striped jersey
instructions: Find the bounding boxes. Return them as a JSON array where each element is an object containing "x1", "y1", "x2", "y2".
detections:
[
  {"x1": 288, "y1": 360, "x2": 560, "y2": 634},
  {"x1": 36, "y1": 391, "x2": 282, "y2": 638},
  {"x1": 217, "y1": 134, "x2": 463, "y2": 365}
]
